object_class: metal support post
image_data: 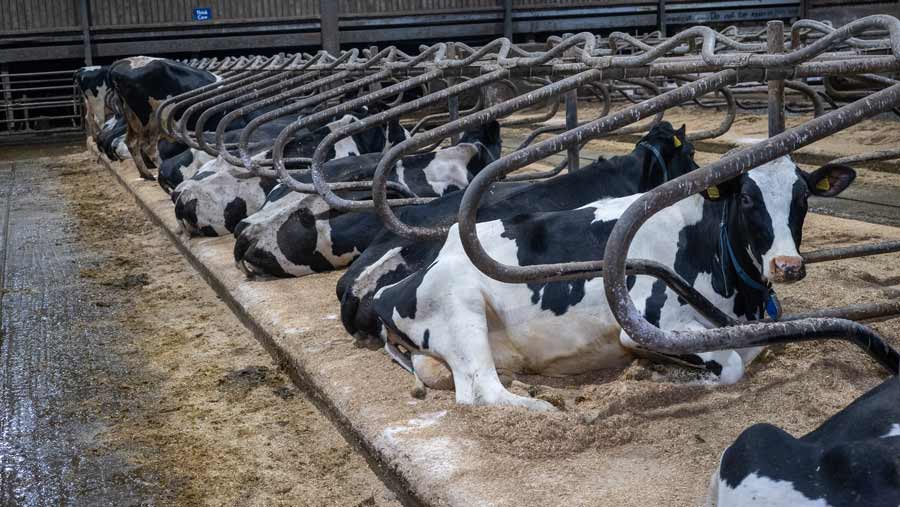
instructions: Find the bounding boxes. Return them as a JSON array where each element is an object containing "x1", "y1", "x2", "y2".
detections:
[
  {"x1": 767, "y1": 20, "x2": 786, "y2": 137},
  {"x1": 503, "y1": 0, "x2": 513, "y2": 40},
  {"x1": 320, "y1": 0, "x2": 340, "y2": 56},
  {"x1": 79, "y1": 0, "x2": 93, "y2": 66},
  {"x1": 565, "y1": 89, "x2": 579, "y2": 171}
]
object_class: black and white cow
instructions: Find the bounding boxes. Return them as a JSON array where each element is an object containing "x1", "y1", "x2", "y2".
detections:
[
  {"x1": 158, "y1": 146, "x2": 215, "y2": 193},
  {"x1": 233, "y1": 122, "x2": 502, "y2": 277},
  {"x1": 97, "y1": 116, "x2": 131, "y2": 161},
  {"x1": 372, "y1": 155, "x2": 855, "y2": 410},
  {"x1": 709, "y1": 376, "x2": 900, "y2": 506},
  {"x1": 108, "y1": 56, "x2": 219, "y2": 179},
  {"x1": 75, "y1": 66, "x2": 111, "y2": 138},
  {"x1": 173, "y1": 113, "x2": 408, "y2": 236},
  {"x1": 338, "y1": 122, "x2": 697, "y2": 346}
]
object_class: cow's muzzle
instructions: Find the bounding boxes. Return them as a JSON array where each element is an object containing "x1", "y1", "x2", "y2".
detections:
[{"x1": 770, "y1": 256, "x2": 806, "y2": 283}]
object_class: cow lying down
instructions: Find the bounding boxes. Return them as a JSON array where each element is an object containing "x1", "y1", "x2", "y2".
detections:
[
  {"x1": 173, "y1": 114, "x2": 407, "y2": 236},
  {"x1": 233, "y1": 121, "x2": 502, "y2": 277},
  {"x1": 97, "y1": 116, "x2": 131, "y2": 161},
  {"x1": 372, "y1": 156, "x2": 855, "y2": 410},
  {"x1": 709, "y1": 375, "x2": 900, "y2": 506},
  {"x1": 338, "y1": 122, "x2": 697, "y2": 347}
]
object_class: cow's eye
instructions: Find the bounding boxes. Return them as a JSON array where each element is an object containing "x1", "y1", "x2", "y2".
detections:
[{"x1": 740, "y1": 193, "x2": 754, "y2": 208}]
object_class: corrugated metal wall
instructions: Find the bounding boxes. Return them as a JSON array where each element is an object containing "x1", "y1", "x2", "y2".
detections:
[
  {"x1": 3, "y1": 0, "x2": 650, "y2": 33},
  {"x1": 0, "y1": 0, "x2": 821, "y2": 34},
  {"x1": 90, "y1": 0, "x2": 320, "y2": 27},
  {"x1": 1, "y1": 0, "x2": 81, "y2": 33}
]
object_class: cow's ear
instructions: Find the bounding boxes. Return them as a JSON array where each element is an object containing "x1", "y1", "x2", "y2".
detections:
[
  {"x1": 700, "y1": 177, "x2": 740, "y2": 201},
  {"x1": 805, "y1": 163, "x2": 856, "y2": 197},
  {"x1": 674, "y1": 124, "x2": 686, "y2": 148}
]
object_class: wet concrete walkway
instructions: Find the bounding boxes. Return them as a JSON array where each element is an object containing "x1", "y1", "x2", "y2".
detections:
[{"x1": 0, "y1": 158, "x2": 159, "y2": 506}]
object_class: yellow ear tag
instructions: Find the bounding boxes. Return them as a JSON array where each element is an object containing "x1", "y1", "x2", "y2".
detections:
[
  {"x1": 673, "y1": 136, "x2": 682, "y2": 148},
  {"x1": 707, "y1": 186, "x2": 720, "y2": 199},
  {"x1": 816, "y1": 178, "x2": 831, "y2": 191}
]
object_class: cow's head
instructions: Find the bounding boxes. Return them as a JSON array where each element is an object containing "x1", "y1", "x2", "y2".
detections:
[
  {"x1": 458, "y1": 120, "x2": 502, "y2": 174},
  {"x1": 704, "y1": 156, "x2": 855, "y2": 284},
  {"x1": 636, "y1": 122, "x2": 698, "y2": 190}
]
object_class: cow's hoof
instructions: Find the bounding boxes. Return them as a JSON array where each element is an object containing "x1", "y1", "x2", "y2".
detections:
[{"x1": 411, "y1": 377, "x2": 427, "y2": 400}]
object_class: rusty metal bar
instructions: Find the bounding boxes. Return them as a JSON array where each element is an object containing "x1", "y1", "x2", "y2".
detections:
[
  {"x1": 803, "y1": 240, "x2": 900, "y2": 264},
  {"x1": 601, "y1": 83, "x2": 900, "y2": 372},
  {"x1": 455, "y1": 70, "x2": 737, "y2": 282}
]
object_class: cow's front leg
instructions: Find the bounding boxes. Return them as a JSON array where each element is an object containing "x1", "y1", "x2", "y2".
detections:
[
  {"x1": 426, "y1": 317, "x2": 555, "y2": 411},
  {"x1": 127, "y1": 136, "x2": 155, "y2": 180}
]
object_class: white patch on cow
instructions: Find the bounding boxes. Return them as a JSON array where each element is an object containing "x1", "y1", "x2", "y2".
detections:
[
  {"x1": 351, "y1": 247, "x2": 406, "y2": 298},
  {"x1": 328, "y1": 115, "x2": 361, "y2": 158},
  {"x1": 422, "y1": 144, "x2": 476, "y2": 195},
  {"x1": 747, "y1": 156, "x2": 803, "y2": 281},
  {"x1": 713, "y1": 473, "x2": 829, "y2": 507},
  {"x1": 84, "y1": 82, "x2": 109, "y2": 129},
  {"x1": 395, "y1": 159, "x2": 408, "y2": 189},
  {"x1": 735, "y1": 137, "x2": 765, "y2": 145},
  {"x1": 882, "y1": 423, "x2": 900, "y2": 438},
  {"x1": 125, "y1": 56, "x2": 162, "y2": 69},
  {"x1": 180, "y1": 149, "x2": 215, "y2": 181},
  {"x1": 113, "y1": 136, "x2": 130, "y2": 160},
  {"x1": 314, "y1": 217, "x2": 361, "y2": 266}
]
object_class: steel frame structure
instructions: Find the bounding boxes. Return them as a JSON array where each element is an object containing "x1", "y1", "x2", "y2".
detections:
[{"x1": 152, "y1": 15, "x2": 900, "y2": 374}]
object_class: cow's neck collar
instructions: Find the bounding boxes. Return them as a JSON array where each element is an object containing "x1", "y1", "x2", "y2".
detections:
[
  {"x1": 718, "y1": 199, "x2": 782, "y2": 320},
  {"x1": 638, "y1": 142, "x2": 669, "y2": 185}
]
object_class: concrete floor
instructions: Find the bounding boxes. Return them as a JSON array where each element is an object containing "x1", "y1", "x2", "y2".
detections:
[{"x1": 0, "y1": 156, "x2": 161, "y2": 505}]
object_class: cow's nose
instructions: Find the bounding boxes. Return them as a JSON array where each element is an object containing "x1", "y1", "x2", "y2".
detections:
[{"x1": 770, "y1": 256, "x2": 806, "y2": 283}]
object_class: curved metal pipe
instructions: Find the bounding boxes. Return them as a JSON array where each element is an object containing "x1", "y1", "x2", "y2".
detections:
[{"x1": 601, "y1": 82, "x2": 900, "y2": 372}]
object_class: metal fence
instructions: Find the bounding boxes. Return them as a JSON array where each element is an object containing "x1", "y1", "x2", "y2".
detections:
[
  {"x1": 0, "y1": 69, "x2": 82, "y2": 139},
  {"x1": 142, "y1": 15, "x2": 900, "y2": 375}
]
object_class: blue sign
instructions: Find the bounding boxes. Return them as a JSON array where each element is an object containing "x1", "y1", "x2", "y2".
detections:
[{"x1": 193, "y1": 7, "x2": 212, "y2": 21}]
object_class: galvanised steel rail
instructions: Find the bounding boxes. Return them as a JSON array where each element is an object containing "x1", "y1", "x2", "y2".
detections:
[{"x1": 138, "y1": 16, "x2": 900, "y2": 372}]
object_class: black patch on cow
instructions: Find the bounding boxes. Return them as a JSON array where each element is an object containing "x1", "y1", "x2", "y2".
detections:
[
  {"x1": 643, "y1": 279, "x2": 668, "y2": 327},
  {"x1": 703, "y1": 360, "x2": 723, "y2": 376},
  {"x1": 109, "y1": 58, "x2": 216, "y2": 127},
  {"x1": 75, "y1": 67, "x2": 109, "y2": 97},
  {"x1": 422, "y1": 329, "x2": 430, "y2": 350},
  {"x1": 274, "y1": 208, "x2": 335, "y2": 273},
  {"x1": 735, "y1": 178, "x2": 774, "y2": 267},
  {"x1": 193, "y1": 170, "x2": 215, "y2": 181},
  {"x1": 787, "y1": 172, "x2": 809, "y2": 246},
  {"x1": 199, "y1": 225, "x2": 217, "y2": 237},
  {"x1": 175, "y1": 198, "x2": 198, "y2": 226},
  {"x1": 158, "y1": 148, "x2": 194, "y2": 192},
  {"x1": 223, "y1": 198, "x2": 248, "y2": 233},
  {"x1": 720, "y1": 378, "x2": 900, "y2": 506},
  {"x1": 672, "y1": 197, "x2": 767, "y2": 321},
  {"x1": 242, "y1": 243, "x2": 289, "y2": 278},
  {"x1": 500, "y1": 207, "x2": 615, "y2": 316}
]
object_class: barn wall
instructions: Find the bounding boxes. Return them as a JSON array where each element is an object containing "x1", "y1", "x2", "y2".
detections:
[{"x1": 0, "y1": 0, "x2": 80, "y2": 33}]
